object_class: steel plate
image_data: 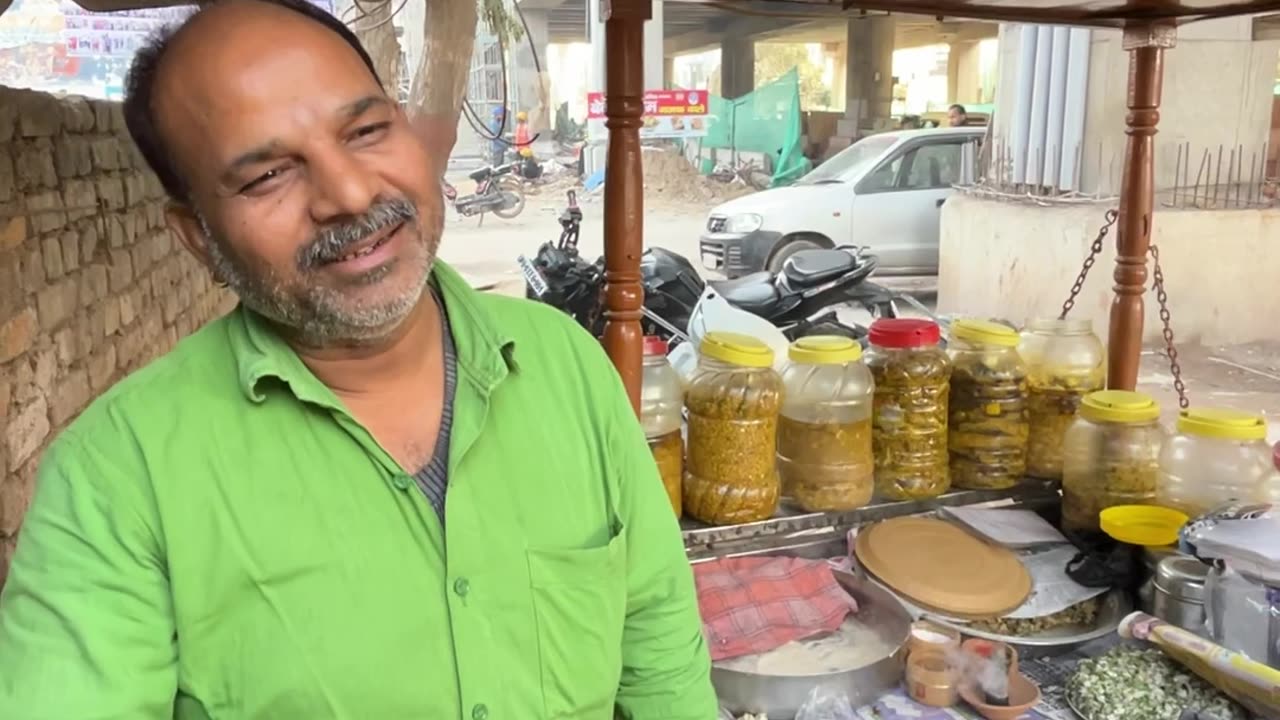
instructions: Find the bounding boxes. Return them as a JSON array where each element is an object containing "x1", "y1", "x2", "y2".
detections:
[{"x1": 923, "y1": 588, "x2": 1132, "y2": 659}]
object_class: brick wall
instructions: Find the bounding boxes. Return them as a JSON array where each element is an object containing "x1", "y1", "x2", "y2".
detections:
[{"x1": 0, "y1": 86, "x2": 234, "y2": 585}]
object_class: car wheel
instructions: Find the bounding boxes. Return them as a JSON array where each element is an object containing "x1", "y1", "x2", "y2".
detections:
[{"x1": 766, "y1": 237, "x2": 824, "y2": 274}]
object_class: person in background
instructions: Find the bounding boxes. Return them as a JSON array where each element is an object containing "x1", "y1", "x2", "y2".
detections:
[
  {"x1": 489, "y1": 105, "x2": 507, "y2": 166},
  {"x1": 948, "y1": 103, "x2": 970, "y2": 127},
  {"x1": 0, "y1": 0, "x2": 717, "y2": 718},
  {"x1": 513, "y1": 109, "x2": 532, "y2": 150}
]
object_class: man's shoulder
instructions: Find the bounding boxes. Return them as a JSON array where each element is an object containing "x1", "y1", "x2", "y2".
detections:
[{"x1": 469, "y1": 291, "x2": 609, "y2": 362}]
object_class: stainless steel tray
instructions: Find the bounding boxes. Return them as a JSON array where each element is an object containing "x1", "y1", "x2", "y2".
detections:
[
  {"x1": 923, "y1": 588, "x2": 1132, "y2": 659},
  {"x1": 712, "y1": 572, "x2": 911, "y2": 720}
]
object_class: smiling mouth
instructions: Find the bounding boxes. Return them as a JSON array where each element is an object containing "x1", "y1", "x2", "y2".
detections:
[{"x1": 327, "y1": 222, "x2": 403, "y2": 265}]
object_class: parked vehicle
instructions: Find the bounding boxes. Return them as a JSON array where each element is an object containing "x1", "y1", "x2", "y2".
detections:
[
  {"x1": 519, "y1": 192, "x2": 910, "y2": 345},
  {"x1": 441, "y1": 162, "x2": 526, "y2": 220},
  {"x1": 699, "y1": 126, "x2": 984, "y2": 279}
]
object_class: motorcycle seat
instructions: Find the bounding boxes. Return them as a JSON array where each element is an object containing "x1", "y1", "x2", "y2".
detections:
[
  {"x1": 782, "y1": 249, "x2": 857, "y2": 286},
  {"x1": 709, "y1": 272, "x2": 778, "y2": 314},
  {"x1": 469, "y1": 167, "x2": 493, "y2": 182}
]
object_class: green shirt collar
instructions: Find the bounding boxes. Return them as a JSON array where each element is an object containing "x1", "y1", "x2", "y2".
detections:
[{"x1": 228, "y1": 261, "x2": 516, "y2": 405}]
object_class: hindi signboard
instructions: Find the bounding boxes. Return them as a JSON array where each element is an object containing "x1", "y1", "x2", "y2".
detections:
[{"x1": 585, "y1": 89, "x2": 710, "y2": 142}]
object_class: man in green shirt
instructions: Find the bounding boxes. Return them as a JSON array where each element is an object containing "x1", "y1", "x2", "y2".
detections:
[{"x1": 0, "y1": 0, "x2": 717, "y2": 717}]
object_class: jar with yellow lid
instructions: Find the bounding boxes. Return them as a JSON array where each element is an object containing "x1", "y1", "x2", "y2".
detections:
[
  {"x1": 1018, "y1": 318, "x2": 1106, "y2": 480},
  {"x1": 946, "y1": 319, "x2": 1030, "y2": 490},
  {"x1": 683, "y1": 331, "x2": 783, "y2": 525},
  {"x1": 1061, "y1": 390, "x2": 1164, "y2": 531},
  {"x1": 777, "y1": 336, "x2": 875, "y2": 512},
  {"x1": 641, "y1": 336, "x2": 685, "y2": 518},
  {"x1": 1157, "y1": 408, "x2": 1280, "y2": 517}
]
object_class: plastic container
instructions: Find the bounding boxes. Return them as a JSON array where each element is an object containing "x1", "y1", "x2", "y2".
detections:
[
  {"x1": 1157, "y1": 408, "x2": 1280, "y2": 518},
  {"x1": 683, "y1": 331, "x2": 784, "y2": 525},
  {"x1": 864, "y1": 319, "x2": 952, "y2": 501},
  {"x1": 1061, "y1": 390, "x2": 1164, "y2": 532},
  {"x1": 946, "y1": 319, "x2": 1030, "y2": 490},
  {"x1": 641, "y1": 336, "x2": 685, "y2": 518},
  {"x1": 777, "y1": 336, "x2": 875, "y2": 512},
  {"x1": 1018, "y1": 318, "x2": 1106, "y2": 480}
]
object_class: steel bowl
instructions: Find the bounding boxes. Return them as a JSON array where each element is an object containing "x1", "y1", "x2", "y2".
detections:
[
  {"x1": 712, "y1": 573, "x2": 911, "y2": 719},
  {"x1": 923, "y1": 588, "x2": 1132, "y2": 659}
]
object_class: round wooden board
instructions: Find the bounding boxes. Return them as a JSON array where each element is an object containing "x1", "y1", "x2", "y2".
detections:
[{"x1": 854, "y1": 516, "x2": 1032, "y2": 619}]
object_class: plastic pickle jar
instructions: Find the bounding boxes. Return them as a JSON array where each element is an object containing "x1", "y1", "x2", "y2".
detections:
[
  {"x1": 1018, "y1": 317, "x2": 1106, "y2": 480},
  {"x1": 1061, "y1": 389, "x2": 1164, "y2": 532},
  {"x1": 864, "y1": 319, "x2": 952, "y2": 501},
  {"x1": 683, "y1": 332, "x2": 784, "y2": 525},
  {"x1": 640, "y1": 336, "x2": 685, "y2": 518},
  {"x1": 947, "y1": 319, "x2": 1030, "y2": 490},
  {"x1": 778, "y1": 335, "x2": 876, "y2": 512},
  {"x1": 1157, "y1": 407, "x2": 1280, "y2": 517}
]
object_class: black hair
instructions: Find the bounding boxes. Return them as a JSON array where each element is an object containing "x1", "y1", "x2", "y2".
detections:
[
  {"x1": 948, "y1": 104, "x2": 967, "y2": 115},
  {"x1": 123, "y1": 0, "x2": 384, "y2": 203}
]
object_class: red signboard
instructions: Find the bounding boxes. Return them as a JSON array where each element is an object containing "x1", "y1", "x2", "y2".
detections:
[{"x1": 586, "y1": 89, "x2": 709, "y2": 120}]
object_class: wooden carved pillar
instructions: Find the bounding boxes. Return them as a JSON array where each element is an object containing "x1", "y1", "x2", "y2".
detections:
[
  {"x1": 1108, "y1": 22, "x2": 1174, "y2": 391},
  {"x1": 601, "y1": 0, "x2": 651, "y2": 414}
]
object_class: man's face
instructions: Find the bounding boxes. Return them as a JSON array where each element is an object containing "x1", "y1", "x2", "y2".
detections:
[
  {"x1": 948, "y1": 108, "x2": 966, "y2": 127},
  {"x1": 154, "y1": 2, "x2": 442, "y2": 347}
]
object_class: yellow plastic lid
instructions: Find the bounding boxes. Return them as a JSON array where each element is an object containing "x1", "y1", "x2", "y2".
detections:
[
  {"x1": 788, "y1": 335, "x2": 862, "y2": 365},
  {"x1": 951, "y1": 319, "x2": 1021, "y2": 348},
  {"x1": 1100, "y1": 505, "x2": 1189, "y2": 547},
  {"x1": 1176, "y1": 408, "x2": 1268, "y2": 441},
  {"x1": 700, "y1": 331, "x2": 775, "y2": 368},
  {"x1": 1079, "y1": 389, "x2": 1161, "y2": 424}
]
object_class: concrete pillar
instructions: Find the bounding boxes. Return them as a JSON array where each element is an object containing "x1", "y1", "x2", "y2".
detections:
[
  {"x1": 663, "y1": 56, "x2": 675, "y2": 88},
  {"x1": 947, "y1": 40, "x2": 982, "y2": 105},
  {"x1": 514, "y1": 7, "x2": 552, "y2": 133},
  {"x1": 644, "y1": 0, "x2": 664, "y2": 88},
  {"x1": 720, "y1": 35, "x2": 755, "y2": 99},
  {"x1": 845, "y1": 15, "x2": 896, "y2": 125},
  {"x1": 586, "y1": 0, "x2": 607, "y2": 175}
]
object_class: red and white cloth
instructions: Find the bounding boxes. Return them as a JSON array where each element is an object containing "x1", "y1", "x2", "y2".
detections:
[{"x1": 692, "y1": 555, "x2": 857, "y2": 662}]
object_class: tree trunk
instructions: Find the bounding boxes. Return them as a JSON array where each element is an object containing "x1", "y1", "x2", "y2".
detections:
[
  {"x1": 408, "y1": 0, "x2": 479, "y2": 176},
  {"x1": 343, "y1": 0, "x2": 403, "y2": 97}
]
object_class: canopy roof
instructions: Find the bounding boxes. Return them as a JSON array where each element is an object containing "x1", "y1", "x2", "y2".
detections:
[{"x1": 4, "y1": 0, "x2": 1280, "y2": 26}]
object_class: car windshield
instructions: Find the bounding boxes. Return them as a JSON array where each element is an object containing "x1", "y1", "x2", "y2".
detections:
[{"x1": 797, "y1": 135, "x2": 898, "y2": 185}]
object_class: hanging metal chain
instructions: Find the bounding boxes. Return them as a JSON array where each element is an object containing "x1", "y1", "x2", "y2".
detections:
[
  {"x1": 1149, "y1": 244, "x2": 1190, "y2": 409},
  {"x1": 1059, "y1": 209, "x2": 1119, "y2": 320}
]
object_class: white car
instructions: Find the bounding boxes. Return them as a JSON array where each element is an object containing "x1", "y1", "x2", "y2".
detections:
[{"x1": 699, "y1": 127, "x2": 984, "y2": 278}]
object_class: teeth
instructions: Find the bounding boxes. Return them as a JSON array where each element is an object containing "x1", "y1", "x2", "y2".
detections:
[{"x1": 336, "y1": 237, "x2": 385, "y2": 263}]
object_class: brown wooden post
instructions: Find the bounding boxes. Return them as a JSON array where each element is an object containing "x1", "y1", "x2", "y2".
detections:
[
  {"x1": 1108, "y1": 22, "x2": 1174, "y2": 390},
  {"x1": 601, "y1": 0, "x2": 650, "y2": 414}
]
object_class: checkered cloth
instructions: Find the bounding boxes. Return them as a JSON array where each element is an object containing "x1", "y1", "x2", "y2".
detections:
[{"x1": 693, "y1": 556, "x2": 858, "y2": 662}]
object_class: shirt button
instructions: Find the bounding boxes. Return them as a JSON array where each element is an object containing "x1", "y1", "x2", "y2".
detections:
[
  {"x1": 471, "y1": 704, "x2": 488, "y2": 720},
  {"x1": 392, "y1": 474, "x2": 412, "y2": 490},
  {"x1": 453, "y1": 577, "x2": 470, "y2": 597}
]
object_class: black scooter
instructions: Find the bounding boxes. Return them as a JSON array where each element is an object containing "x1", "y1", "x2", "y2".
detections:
[{"x1": 519, "y1": 192, "x2": 909, "y2": 343}]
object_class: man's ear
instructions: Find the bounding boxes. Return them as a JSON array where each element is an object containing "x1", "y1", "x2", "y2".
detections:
[{"x1": 166, "y1": 202, "x2": 218, "y2": 278}]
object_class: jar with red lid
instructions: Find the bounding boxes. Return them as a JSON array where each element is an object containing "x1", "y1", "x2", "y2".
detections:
[
  {"x1": 641, "y1": 336, "x2": 684, "y2": 517},
  {"x1": 864, "y1": 319, "x2": 952, "y2": 500}
]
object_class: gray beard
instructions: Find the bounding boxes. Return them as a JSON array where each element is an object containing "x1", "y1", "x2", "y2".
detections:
[{"x1": 197, "y1": 199, "x2": 436, "y2": 347}]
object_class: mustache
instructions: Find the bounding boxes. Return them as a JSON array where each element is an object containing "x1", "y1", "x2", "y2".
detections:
[{"x1": 297, "y1": 197, "x2": 419, "y2": 270}]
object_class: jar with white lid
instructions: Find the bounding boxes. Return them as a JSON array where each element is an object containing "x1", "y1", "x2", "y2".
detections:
[
  {"x1": 1157, "y1": 408, "x2": 1280, "y2": 518},
  {"x1": 641, "y1": 336, "x2": 684, "y2": 518},
  {"x1": 777, "y1": 335, "x2": 875, "y2": 512},
  {"x1": 1061, "y1": 390, "x2": 1164, "y2": 532},
  {"x1": 1018, "y1": 317, "x2": 1106, "y2": 480}
]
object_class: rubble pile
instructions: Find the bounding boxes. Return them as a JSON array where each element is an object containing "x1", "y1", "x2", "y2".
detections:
[{"x1": 641, "y1": 148, "x2": 757, "y2": 205}]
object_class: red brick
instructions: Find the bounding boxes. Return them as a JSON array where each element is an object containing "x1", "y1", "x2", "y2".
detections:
[
  {"x1": 49, "y1": 366, "x2": 90, "y2": 426},
  {"x1": 0, "y1": 217, "x2": 24, "y2": 253},
  {"x1": 87, "y1": 344, "x2": 117, "y2": 392}
]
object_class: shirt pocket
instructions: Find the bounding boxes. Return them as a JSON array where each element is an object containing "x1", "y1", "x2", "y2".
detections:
[{"x1": 526, "y1": 525, "x2": 628, "y2": 719}]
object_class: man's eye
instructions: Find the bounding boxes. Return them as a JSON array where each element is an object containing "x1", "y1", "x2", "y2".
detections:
[
  {"x1": 239, "y1": 168, "x2": 282, "y2": 194},
  {"x1": 352, "y1": 122, "x2": 391, "y2": 141}
]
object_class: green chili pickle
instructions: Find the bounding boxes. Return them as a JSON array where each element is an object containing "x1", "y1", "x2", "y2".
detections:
[
  {"x1": 1018, "y1": 318, "x2": 1106, "y2": 480},
  {"x1": 865, "y1": 319, "x2": 952, "y2": 501},
  {"x1": 947, "y1": 319, "x2": 1030, "y2": 490},
  {"x1": 1062, "y1": 390, "x2": 1163, "y2": 532}
]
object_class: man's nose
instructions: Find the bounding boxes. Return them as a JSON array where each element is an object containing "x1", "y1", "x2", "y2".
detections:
[{"x1": 307, "y1": 149, "x2": 378, "y2": 220}]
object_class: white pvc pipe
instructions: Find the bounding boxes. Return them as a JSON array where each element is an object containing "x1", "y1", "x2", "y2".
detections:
[
  {"x1": 1043, "y1": 26, "x2": 1070, "y2": 187},
  {"x1": 1059, "y1": 27, "x2": 1092, "y2": 191},
  {"x1": 1026, "y1": 25, "x2": 1054, "y2": 188},
  {"x1": 1010, "y1": 24, "x2": 1038, "y2": 185}
]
